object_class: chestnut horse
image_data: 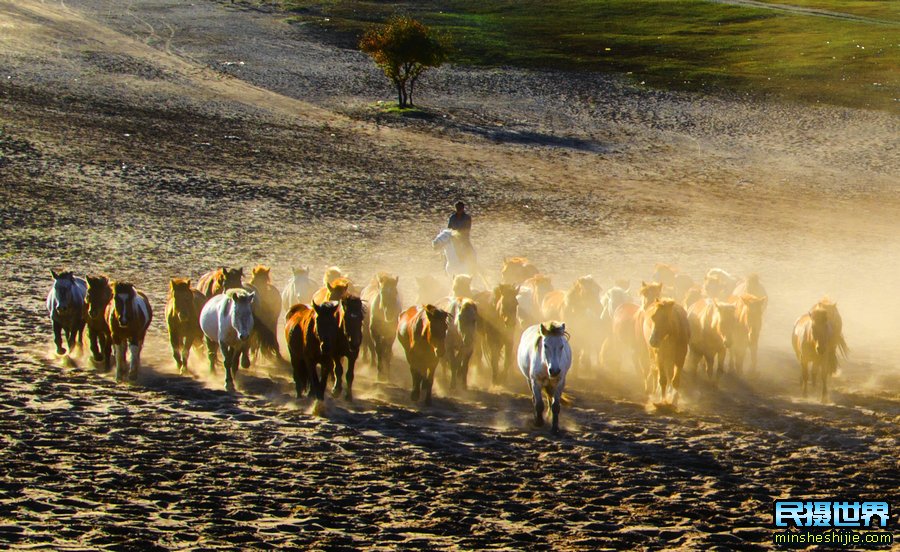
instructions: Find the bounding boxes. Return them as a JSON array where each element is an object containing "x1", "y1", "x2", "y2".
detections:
[
  {"x1": 200, "y1": 288, "x2": 255, "y2": 392},
  {"x1": 444, "y1": 298, "x2": 479, "y2": 392},
  {"x1": 398, "y1": 305, "x2": 449, "y2": 405},
  {"x1": 652, "y1": 264, "x2": 694, "y2": 304},
  {"x1": 792, "y1": 299, "x2": 848, "y2": 401},
  {"x1": 517, "y1": 274, "x2": 553, "y2": 328},
  {"x1": 197, "y1": 267, "x2": 243, "y2": 298},
  {"x1": 361, "y1": 273, "x2": 402, "y2": 380},
  {"x1": 729, "y1": 294, "x2": 767, "y2": 373},
  {"x1": 475, "y1": 284, "x2": 519, "y2": 385},
  {"x1": 501, "y1": 257, "x2": 539, "y2": 286},
  {"x1": 47, "y1": 270, "x2": 87, "y2": 356},
  {"x1": 165, "y1": 278, "x2": 207, "y2": 374},
  {"x1": 643, "y1": 299, "x2": 690, "y2": 404},
  {"x1": 562, "y1": 276, "x2": 603, "y2": 371},
  {"x1": 312, "y1": 277, "x2": 352, "y2": 305},
  {"x1": 332, "y1": 295, "x2": 364, "y2": 401},
  {"x1": 285, "y1": 302, "x2": 341, "y2": 400},
  {"x1": 84, "y1": 275, "x2": 112, "y2": 369},
  {"x1": 687, "y1": 299, "x2": 738, "y2": 381},
  {"x1": 106, "y1": 282, "x2": 153, "y2": 382},
  {"x1": 732, "y1": 274, "x2": 767, "y2": 370}
]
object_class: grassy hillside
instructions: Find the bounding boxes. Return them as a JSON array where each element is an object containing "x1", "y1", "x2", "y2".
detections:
[{"x1": 281, "y1": 0, "x2": 899, "y2": 112}]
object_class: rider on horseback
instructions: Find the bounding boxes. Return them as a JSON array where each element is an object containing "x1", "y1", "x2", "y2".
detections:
[{"x1": 448, "y1": 201, "x2": 474, "y2": 264}]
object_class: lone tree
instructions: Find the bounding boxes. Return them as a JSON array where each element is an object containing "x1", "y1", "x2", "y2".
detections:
[{"x1": 359, "y1": 16, "x2": 447, "y2": 109}]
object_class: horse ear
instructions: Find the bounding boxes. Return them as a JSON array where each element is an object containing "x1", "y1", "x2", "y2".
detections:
[
  {"x1": 51, "y1": 270, "x2": 59, "y2": 280},
  {"x1": 312, "y1": 300, "x2": 319, "y2": 308},
  {"x1": 169, "y1": 279, "x2": 176, "y2": 290},
  {"x1": 247, "y1": 291, "x2": 256, "y2": 302},
  {"x1": 540, "y1": 323, "x2": 549, "y2": 336},
  {"x1": 559, "y1": 323, "x2": 566, "y2": 334}
]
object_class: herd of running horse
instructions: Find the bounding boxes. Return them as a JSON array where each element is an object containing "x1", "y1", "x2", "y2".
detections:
[{"x1": 45, "y1": 259, "x2": 848, "y2": 432}]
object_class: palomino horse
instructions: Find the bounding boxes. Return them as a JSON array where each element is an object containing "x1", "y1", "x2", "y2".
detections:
[
  {"x1": 652, "y1": 264, "x2": 694, "y2": 304},
  {"x1": 281, "y1": 266, "x2": 316, "y2": 311},
  {"x1": 501, "y1": 257, "x2": 540, "y2": 286},
  {"x1": 516, "y1": 274, "x2": 553, "y2": 328},
  {"x1": 197, "y1": 267, "x2": 243, "y2": 298},
  {"x1": 792, "y1": 299, "x2": 848, "y2": 401},
  {"x1": 643, "y1": 299, "x2": 690, "y2": 404},
  {"x1": 47, "y1": 270, "x2": 87, "y2": 356},
  {"x1": 729, "y1": 294, "x2": 766, "y2": 373},
  {"x1": 106, "y1": 282, "x2": 153, "y2": 382},
  {"x1": 432, "y1": 229, "x2": 487, "y2": 286},
  {"x1": 687, "y1": 299, "x2": 738, "y2": 381},
  {"x1": 312, "y1": 277, "x2": 352, "y2": 305},
  {"x1": 451, "y1": 274, "x2": 475, "y2": 300},
  {"x1": 247, "y1": 265, "x2": 282, "y2": 360},
  {"x1": 397, "y1": 305, "x2": 450, "y2": 405},
  {"x1": 562, "y1": 276, "x2": 603, "y2": 371},
  {"x1": 361, "y1": 273, "x2": 402, "y2": 380},
  {"x1": 518, "y1": 322, "x2": 572, "y2": 433},
  {"x1": 285, "y1": 301, "x2": 341, "y2": 400},
  {"x1": 475, "y1": 284, "x2": 519, "y2": 385},
  {"x1": 732, "y1": 274, "x2": 767, "y2": 370},
  {"x1": 603, "y1": 281, "x2": 660, "y2": 377},
  {"x1": 165, "y1": 278, "x2": 207, "y2": 374},
  {"x1": 332, "y1": 295, "x2": 364, "y2": 401},
  {"x1": 703, "y1": 268, "x2": 739, "y2": 301},
  {"x1": 200, "y1": 288, "x2": 255, "y2": 392},
  {"x1": 444, "y1": 298, "x2": 479, "y2": 391},
  {"x1": 84, "y1": 275, "x2": 112, "y2": 369}
]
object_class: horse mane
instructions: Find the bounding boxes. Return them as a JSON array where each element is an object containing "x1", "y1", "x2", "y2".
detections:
[
  {"x1": 543, "y1": 321, "x2": 567, "y2": 337},
  {"x1": 111, "y1": 281, "x2": 135, "y2": 294},
  {"x1": 224, "y1": 287, "x2": 252, "y2": 301},
  {"x1": 286, "y1": 303, "x2": 309, "y2": 318},
  {"x1": 168, "y1": 277, "x2": 191, "y2": 297}
]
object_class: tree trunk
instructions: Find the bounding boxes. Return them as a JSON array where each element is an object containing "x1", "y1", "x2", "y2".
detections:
[{"x1": 396, "y1": 81, "x2": 405, "y2": 108}]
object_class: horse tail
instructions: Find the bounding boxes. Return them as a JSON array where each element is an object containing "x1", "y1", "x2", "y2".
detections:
[
  {"x1": 836, "y1": 334, "x2": 849, "y2": 359},
  {"x1": 253, "y1": 315, "x2": 284, "y2": 362}
]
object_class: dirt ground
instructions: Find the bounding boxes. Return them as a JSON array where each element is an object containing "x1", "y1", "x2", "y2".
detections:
[{"x1": 0, "y1": 0, "x2": 898, "y2": 549}]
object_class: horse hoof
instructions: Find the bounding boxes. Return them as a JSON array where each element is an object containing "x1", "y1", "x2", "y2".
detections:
[
  {"x1": 551, "y1": 426, "x2": 560, "y2": 435},
  {"x1": 534, "y1": 417, "x2": 544, "y2": 427},
  {"x1": 92, "y1": 353, "x2": 103, "y2": 362},
  {"x1": 226, "y1": 383, "x2": 236, "y2": 393},
  {"x1": 240, "y1": 358, "x2": 250, "y2": 369},
  {"x1": 56, "y1": 347, "x2": 67, "y2": 356}
]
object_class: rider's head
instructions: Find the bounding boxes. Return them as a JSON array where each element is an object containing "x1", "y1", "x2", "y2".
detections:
[{"x1": 455, "y1": 201, "x2": 466, "y2": 213}]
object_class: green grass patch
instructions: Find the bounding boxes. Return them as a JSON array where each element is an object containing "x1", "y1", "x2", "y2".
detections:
[{"x1": 282, "y1": 0, "x2": 899, "y2": 112}]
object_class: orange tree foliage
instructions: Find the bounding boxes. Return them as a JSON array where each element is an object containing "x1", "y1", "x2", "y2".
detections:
[{"x1": 359, "y1": 17, "x2": 447, "y2": 108}]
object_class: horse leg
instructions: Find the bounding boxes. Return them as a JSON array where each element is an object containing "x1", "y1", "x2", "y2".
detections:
[
  {"x1": 800, "y1": 360, "x2": 809, "y2": 398},
  {"x1": 128, "y1": 339, "x2": 141, "y2": 381},
  {"x1": 750, "y1": 335, "x2": 759, "y2": 371},
  {"x1": 460, "y1": 350, "x2": 472, "y2": 391},
  {"x1": 344, "y1": 354, "x2": 356, "y2": 401},
  {"x1": 206, "y1": 338, "x2": 218, "y2": 373},
  {"x1": 52, "y1": 320, "x2": 66, "y2": 356},
  {"x1": 65, "y1": 325, "x2": 77, "y2": 355},
  {"x1": 410, "y1": 363, "x2": 422, "y2": 402},
  {"x1": 101, "y1": 332, "x2": 112, "y2": 371},
  {"x1": 423, "y1": 362, "x2": 436, "y2": 406},
  {"x1": 332, "y1": 357, "x2": 344, "y2": 396},
  {"x1": 291, "y1": 354, "x2": 307, "y2": 399},
  {"x1": 240, "y1": 343, "x2": 251, "y2": 369},
  {"x1": 170, "y1": 331, "x2": 183, "y2": 373},
  {"x1": 531, "y1": 379, "x2": 544, "y2": 427},
  {"x1": 820, "y1": 365, "x2": 829, "y2": 402},
  {"x1": 114, "y1": 342, "x2": 127, "y2": 382},
  {"x1": 223, "y1": 345, "x2": 236, "y2": 392},
  {"x1": 181, "y1": 337, "x2": 192, "y2": 375},
  {"x1": 89, "y1": 327, "x2": 103, "y2": 362},
  {"x1": 550, "y1": 386, "x2": 562, "y2": 434},
  {"x1": 658, "y1": 359, "x2": 670, "y2": 403},
  {"x1": 488, "y1": 343, "x2": 501, "y2": 386}
]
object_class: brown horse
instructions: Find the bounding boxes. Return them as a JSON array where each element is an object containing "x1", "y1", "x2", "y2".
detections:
[
  {"x1": 643, "y1": 299, "x2": 690, "y2": 404},
  {"x1": 501, "y1": 257, "x2": 539, "y2": 286},
  {"x1": 84, "y1": 275, "x2": 113, "y2": 370},
  {"x1": 106, "y1": 282, "x2": 153, "y2": 382},
  {"x1": 561, "y1": 276, "x2": 603, "y2": 371},
  {"x1": 247, "y1": 265, "x2": 282, "y2": 360},
  {"x1": 165, "y1": 278, "x2": 207, "y2": 374},
  {"x1": 729, "y1": 294, "x2": 767, "y2": 373},
  {"x1": 197, "y1": 267, "x2": 243, "y2": 298},
  {"x1": 397, "y1": 305, "x2": 450, "y2": 404},
  {"x1": 475, "y1": 284, "x2": 519, "y2": 385},
  {"x1": 312, "y1": 277, "x2": 352, "y2": 305},
  {"x1": 652, "y1": 263, "x2": 695, "y2": 304},
  {"x1": 361, "y1": 273, "x2": 402, "y2": 381},
  {"x1": 517, "y1": 273, "x2": 553, "y2": 328},
  {"x1": 332, "y1": 295, "x2": 365, "y2": 401},
  {"x1": 687, "y1": 299, "x2": 738, "y2": 380},
  {"x1": 444, "y1": 298, "x2": 479, "y2": 391},
  {"x1": 285, "y1": 302, "x2": 341, "y2": 400},
  {"x1": 792, "y1": 299, "x2": 848, "y2": 401}
]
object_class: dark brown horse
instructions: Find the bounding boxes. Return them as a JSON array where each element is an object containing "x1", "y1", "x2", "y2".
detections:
[
  {"x1": 197, "y1": 267, "x2": 243, "y2": 298},
  {"x1": 332, "y1": 295, "x2": 365, "y2": 401},
  {"x1": 475, "y1": 284, "x2": 519, "y2": 385},
  {"x1": 165, "y1": 278, "x2": 207, "y2": 374},
  {"x1": 247, "y1": 265, "x2": 283, "y2": 361},
  {"x1": 84, "y1": 275, "x2": 112, "y2": 369},
  {"x1": 46, "y1": 270, "x2": 87, "y2": 356},
  {"x1": 397, "y1": 305, "x2": 449, "y2": 405},
  {"x1": 106, "y1": 282, "x2": 153, "y2": 382},
  {"x1": 361, "y1": 273, "x2": 402, "y2": 381},
  {"x1": 285, "y1": 302, "x2": 341, "y2": 401}
]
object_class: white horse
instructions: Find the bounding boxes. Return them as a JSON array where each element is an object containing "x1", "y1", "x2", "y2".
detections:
[
  {"x1": 200, "y1": 288, "x2": 255, "y2": 392},
  {"x1": 517, "y1": 322, "x2": 572, "y2": 433},
  {"x1": 281, "y1": 266, "x2": 316, "y2": 311},
  {"x1": 600, "y1": 286, "x2": 635, "y2": 325},
  {"x1": 432, "y1": 229, "x2": 488, "y2": 286}
]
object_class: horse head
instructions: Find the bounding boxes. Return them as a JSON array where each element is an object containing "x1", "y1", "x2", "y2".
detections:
[
  {"x1": 340, "y1": 296, "x2": 365, "y2": 353},
  {"x1": 640, "y1": 281, "x2": 663, "y2": 307},
  {"x1": 431, "y1": 229, "x2": 451, "y2": 250},
  {"x1": 714, "y1": 301, "x2": 737, "y2": 349},
  {"x1": 540, "y1": 322, "x2": 569, "y2": 377},
  {"x1": 423, "y1": 305, "x2": 449, "y2": 357},
  {"x1": 323, "y1": 266, "x2": 345, "y2": 287},
  {"x1": 809, "y1": 307, "x2": 831, "y2": 356},
  {"x1": 493, "y1": 284, "x2": 519, "y2": 329},
  {"x1": 377, "y1": 273, "x2": 401, "y2": 317},
  {"x1": 223, "y1": 267, "x2": 244, "y2": 290},
  {"x1": 452, "y1": 274, "x2": 473, "y2": 298},
  {"x1": 228, "y1": 289, "x2": 255, "y2": 342},
  {"x1": 454, "y1": 299, "x2": 479, "y2": 345},
  {"x1": 51, "y1": 270, "x2": 79, "y2": 316},
  {"x1": 312, "y1": 301, "x2": 341, "y2": 357},
  {"x1": 86, "y1": 275, "x2": 112, "y2": 319},
  {"x1": 251, "y1": 264, "x2": 271, "y2": 287},
  {"x1": 648, "y1": 299, "x2": 677, "y2": 348},
  {"x1": 326, "y1": 277, "x2": 351, "y2": 301},
  {"x1": 653, "y1": 263, "x2": 677, "y2": 287},
  {"x1": 292, "y1": 266, "x2": 310, "y2": 278},
  {"x1": 169, "y1": 278, "x2": 195, "y2": 321},
  {"x1": 111, "y1": 282, "x2": 137, "y2": 326}
]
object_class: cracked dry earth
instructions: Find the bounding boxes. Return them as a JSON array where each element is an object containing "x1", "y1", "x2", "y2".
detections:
[{"x1": 0, "y1": 0, "x2": 898, "y2": 550}]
